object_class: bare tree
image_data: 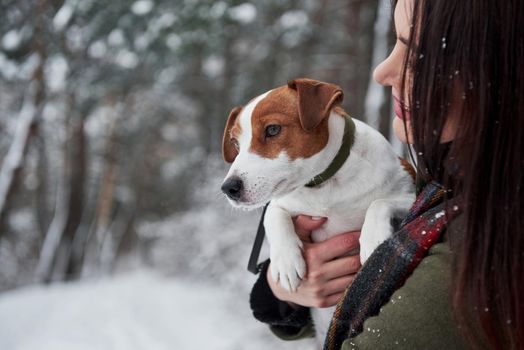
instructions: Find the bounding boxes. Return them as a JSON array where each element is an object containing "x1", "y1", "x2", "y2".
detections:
[
  {"x1": 34, "y1": 91, "x2": 89, "y2": 283},
  {"x1": 364, "y1": 0, "x2": 391, "y2": 131},
  {"x1": 0, "y1": 0, "x2": 48, "y2": 235},
  {"x1": 34, "y1": 106, "x2": 70, "y2": 283},
  {"x1": 81, "y1": 97, "x2": 125, "y2": 276}
]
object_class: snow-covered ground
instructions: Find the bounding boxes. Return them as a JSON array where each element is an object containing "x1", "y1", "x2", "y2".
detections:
[{"x1": 0, "y1": 270, "x2": 315, "y2": 350}]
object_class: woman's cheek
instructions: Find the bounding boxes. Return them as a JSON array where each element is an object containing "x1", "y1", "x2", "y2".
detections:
[{"x1": 393, "y1": 117, "x2": 413, "y2": 144}]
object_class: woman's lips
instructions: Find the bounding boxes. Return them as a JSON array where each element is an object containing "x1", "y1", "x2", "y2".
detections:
[{"x1": 393, "y1": 96, "x2": 410, "y2": 121}]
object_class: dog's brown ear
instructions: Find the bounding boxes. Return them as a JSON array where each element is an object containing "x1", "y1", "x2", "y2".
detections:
[
  {"x1": 287, "y1": 78, "x2": 344, "y2": 131},
  {"x1": 222, "y1": 106, "x2": 243, "y2": 163}
]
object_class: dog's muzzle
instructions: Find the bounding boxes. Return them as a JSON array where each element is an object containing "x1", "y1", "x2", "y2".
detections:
[{"x1": 221, "y1": 176, "x2": 243, "y2": 201}]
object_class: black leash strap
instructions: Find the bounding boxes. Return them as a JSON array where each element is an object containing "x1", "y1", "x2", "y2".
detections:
[{"x1": 247, "y1": 203, "x2": 269, "y2": 274}]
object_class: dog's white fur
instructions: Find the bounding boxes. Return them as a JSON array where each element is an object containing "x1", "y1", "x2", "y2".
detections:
[{"x1": 223, "y1": 91, "x2": 415, "y2": 343}]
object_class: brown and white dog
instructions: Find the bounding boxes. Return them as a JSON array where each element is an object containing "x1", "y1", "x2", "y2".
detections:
[{"x1": 221, "y1": 79, "x2": 415, "y2": 343}]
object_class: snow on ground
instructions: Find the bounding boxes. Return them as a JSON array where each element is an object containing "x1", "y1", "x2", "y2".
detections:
[{"x1": 0, "y1": 270, "x2": 315, "y2": 350}]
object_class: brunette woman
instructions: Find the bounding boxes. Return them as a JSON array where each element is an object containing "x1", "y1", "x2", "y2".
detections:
[{"x1": 250, "y1": 0, "x2": 524, "y2": 349}]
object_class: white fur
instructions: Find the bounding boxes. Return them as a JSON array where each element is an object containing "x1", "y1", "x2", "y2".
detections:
[{"x1": 222, "y1": 91, "x2": 415, "y2": 345}]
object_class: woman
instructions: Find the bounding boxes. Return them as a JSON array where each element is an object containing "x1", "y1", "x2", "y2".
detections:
[{"x1": 250, "y1": 0, "x2": 524, "y2": 349}]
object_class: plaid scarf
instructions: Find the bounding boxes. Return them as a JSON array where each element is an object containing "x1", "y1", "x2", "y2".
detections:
[{"x1": 324, "y1": 181, "x2": 461, "y2": 350}]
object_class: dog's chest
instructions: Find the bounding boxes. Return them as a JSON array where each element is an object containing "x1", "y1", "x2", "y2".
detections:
[{"x1": 274, "y1": 183, "x2": 373, "y2": 242}]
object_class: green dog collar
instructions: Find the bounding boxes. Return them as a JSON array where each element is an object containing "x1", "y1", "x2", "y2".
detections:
[{"x1": 305, "y1": 115, "x2": 355, "y2": 188}]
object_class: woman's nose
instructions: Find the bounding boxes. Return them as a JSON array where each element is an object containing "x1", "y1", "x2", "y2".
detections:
[{"x1": 373, "y1": 58, "x2": 395, "y2": 87}]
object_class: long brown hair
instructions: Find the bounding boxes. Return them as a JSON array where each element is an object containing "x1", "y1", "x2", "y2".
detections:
[{"x1": 395, "y1": 0, "x2": 524, "y2": 348}]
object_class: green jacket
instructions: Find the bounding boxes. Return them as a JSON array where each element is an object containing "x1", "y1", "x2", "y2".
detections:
[
  {"x1": 251, "y1": 222, "x2": 468, "y2": 349},
  {"x1": 341, "y1": 231, "x2": 466, "y2": 349}
]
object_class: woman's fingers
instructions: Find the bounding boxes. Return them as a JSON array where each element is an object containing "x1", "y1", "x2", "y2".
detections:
[
  {"x1": 326, "y1": 275, "x2": 355, "y2": 294},
  {"x1": 321, "y1": 292, "x2": 345, "y2": 308},
  {"x1": 305, "y1": 231, "x2": 361, "y2": 263},
  {"x1": 293, "y1": 215, "x2": 327, "y2": 241},
  {"x1": 312, "y1": 275, "x2": 355, "y2": 297},
  {"x1": 267, "y1": 223, "x2": 363, "y2": 308},
  {"x1": 321, "y1": 255, "x2": 361, "y2": 280},
  {"x1": 304, "y1": 255, "x2": 359, "y2": 283},
  {"x1": 267, "y1": 261, "x2": 357, "y2": 308},
  {"x1": 286, "y1": 277, "x2": 353, "y2": 307}
]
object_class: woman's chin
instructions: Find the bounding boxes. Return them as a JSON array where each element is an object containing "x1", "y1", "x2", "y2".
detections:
[{"x1": 393, "y1": 116, "x2": 413, "y2": 144}]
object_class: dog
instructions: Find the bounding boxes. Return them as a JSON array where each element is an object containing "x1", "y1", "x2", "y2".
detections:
[{"x1": 221, "y1": 78, "x2": 415, "y2": 344}]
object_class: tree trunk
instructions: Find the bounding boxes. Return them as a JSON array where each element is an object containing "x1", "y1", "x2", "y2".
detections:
[
  {"x1": 0, "y1": 90, "x2": 40, "y2": 234},
  {"x1": 34, "y1": 133, "x2": 50, "y2": 238},
  {"x1": 82, "y1": 98, "x2": 123, "y2": 276},
  {"x1": 214, "y1": 36, "x2": 235, "y2": 154},
  {"x1": 0, "y1": 0, "x2": 48, "y2": 235},
  {"x1": 34, "y1": 115, "x2": 70, "y2": 283},
  {"x1": 296, "y1": 0, "x2": 329, "y2": 76},
  {"x1": 364, "y1": 0, "x2": 392, "y2": 131},
  {"x1": 60, "y1": 93, "x2": 88, "y2": 281},
  {"x1": 99, "y1": 201, "x2": 136, "y2": 273},
  {"x1": 343, "y1": 0, "x2": 377, "y2": 119}
]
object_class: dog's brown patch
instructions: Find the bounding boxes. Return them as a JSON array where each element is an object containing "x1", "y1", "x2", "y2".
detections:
[
  {"x1": 287, "y1": 78, "x2": 344, "y2": 131},
  {"x1": 399, "y1": 157, "x2": 416, "y2": 183},
  {"x1": 230, "y1": 119, "x2": 242, "y2": 140},
  {"x1": 248, "y1": 86, "x2": 332, "y2": 160},
  {"x1": 222, "y1": 106, "x2": 243, "y2": 163}
]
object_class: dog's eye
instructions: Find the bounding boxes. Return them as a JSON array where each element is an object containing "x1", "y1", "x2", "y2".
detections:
[{"x1": 265, "y1": 124, "x2": 281, "y2": 138}]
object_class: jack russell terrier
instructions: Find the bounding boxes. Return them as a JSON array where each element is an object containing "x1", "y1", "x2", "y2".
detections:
[{"x1": 221, "y1": 78, "x2": 415, "y2": 343}]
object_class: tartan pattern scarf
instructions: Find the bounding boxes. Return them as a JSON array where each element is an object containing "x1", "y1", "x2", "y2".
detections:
[{"x1": 324, "y1": 181, "x2": 461, "y2": 350}]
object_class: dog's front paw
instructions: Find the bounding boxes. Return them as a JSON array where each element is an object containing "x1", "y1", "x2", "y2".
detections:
[
  {"x1": 270, "y1": 241, "x2": 306, "y2": 292},
  {"x1": 359, "y1": 219, "x2": 393, "y2": 264}
]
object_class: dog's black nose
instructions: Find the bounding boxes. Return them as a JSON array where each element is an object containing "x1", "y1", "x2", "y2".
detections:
[{"x1": 221, "y1": 177, "x2": 243, "y2": 201}]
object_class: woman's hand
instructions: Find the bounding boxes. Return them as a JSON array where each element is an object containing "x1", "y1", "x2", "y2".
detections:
[{"x1": 267, "y1": 215, "x2": 361, "y2": 308}]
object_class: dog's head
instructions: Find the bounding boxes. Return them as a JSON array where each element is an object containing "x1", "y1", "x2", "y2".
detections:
[{"x1": 221, "y1": 78, "x2": 344, "y2": 209}]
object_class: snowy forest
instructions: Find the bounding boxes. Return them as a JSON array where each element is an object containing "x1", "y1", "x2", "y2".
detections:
[{"x1": 0, "y1": 0, "x2": 401, "y2": 348}]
